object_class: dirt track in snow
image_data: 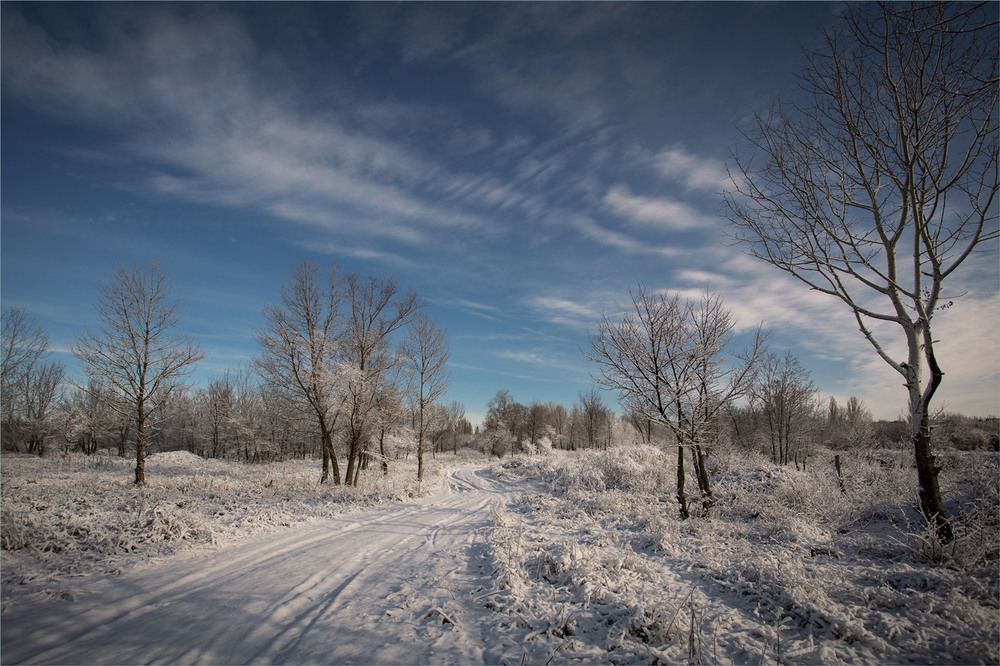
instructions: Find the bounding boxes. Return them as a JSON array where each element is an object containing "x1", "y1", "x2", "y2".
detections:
[{"x1": 1, "y1": 465, "x2": 523, "y2": 665}]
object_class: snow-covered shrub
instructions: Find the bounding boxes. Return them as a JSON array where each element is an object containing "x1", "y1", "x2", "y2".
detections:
[{"x1": 549, "y1": 445, "x2": 672, "y2": 494}]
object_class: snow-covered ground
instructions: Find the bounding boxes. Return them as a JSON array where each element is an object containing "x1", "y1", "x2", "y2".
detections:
[
  {"x1": 2, "y1": 455, "x2": 539, "y2": 664},
  {"x1": 2, "y1": 446, "x2": 997, "y2": 664},
  {"x1": 486, "y1": 446, "x2": 999, "y2": 664}
]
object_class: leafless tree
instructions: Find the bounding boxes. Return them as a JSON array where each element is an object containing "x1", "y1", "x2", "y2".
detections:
[
  {"x1": 255, "y1": 262, "x2": 348, "y2": 483},
  {"x1": 754, "y1": 351, "x2": 817, "y2": 466},
  {"x1": 59, "y1": 380, "x2": 118, "y2": 455},
  {"x1": 723, "y1": 2, "x2": 997, "y2": 538},
  {"x1": 370, "y1": 380, "x2": 406, "y2": 475},
  {"x1": 72, "y1": 260, "x2": 203, "y2": 484},
  {"x1": 587, "y1": 286, "x2": 767, "y2": 518},
  {"x1": 341, "y1": 273, "x2": 419, "y2": 486},
  {"x1": 2, "y1": 308, "x2": 48, "y2": 403},
  {"x1": 572, "y1": 387, "x2": 615, "y2": 451},
  {"x1": 402, "y1": 313, "x2": 451, "y2": 481},
  {"x1": 1, "y1": 308, "x2": 62, "y2": 452},
  {"x1": 21, "y1": 359, "x2": 64, "y2": 455}
]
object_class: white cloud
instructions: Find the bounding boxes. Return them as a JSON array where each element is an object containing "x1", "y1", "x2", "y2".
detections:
[
  {"x1": 562, "y1": 213, "x2": 682, "y2": 257},
  {"x1": 654, "y1": 145, "x2": 730, "y2": 192},
  {"x1": 603, "y1": 184, "x2": 713, "y2": 230},
  {"x1": 697, "y1": 251, "x2": 999, "y2": 418}
]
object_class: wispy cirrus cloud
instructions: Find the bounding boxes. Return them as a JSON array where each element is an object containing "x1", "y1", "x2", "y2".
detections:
[
  {"x1": 559, "y1": 213, "x2": 682, "y2": 258},
  {"x1": 526, "y1": 295, "x2": 602, "y2": 329},
  {"x1": 1, "y1": 6, "x2": 503, "y2": 251},
  {"x1": 654, "y1": 145, "x2": 730, "y2": 192},
  {"x1": 603, "y1": 184, "x2": 713, "y2": 231}
]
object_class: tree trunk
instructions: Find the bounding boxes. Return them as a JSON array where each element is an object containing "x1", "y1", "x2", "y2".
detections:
[
  {"x1": 135, "y1": 406, "x2": 146, "y2": 486},
  {"x1": 675, "y1": 443, "x2": 689, "y2": 520},
  {"x1": 913, "y1": 409, "x2": 952, "y2": 542},
  {"x1": 693, "y1": 444, "x2": 713, "y2": 514},
  {"x1": 319, "y1": 420, "x2": 341, "y2": 485},
  {"x1": 345, "y1": 434, "x2": 361, "y2": 487},
  {"x1": 379, "y1": 428, "x2": 389, "y2": 476},
  {"x1": 417, "y1": 411, "x2": 425, "y2": 482},
  {"x1": 906, "y1": 337, "x2": 952, "y2": 542}
]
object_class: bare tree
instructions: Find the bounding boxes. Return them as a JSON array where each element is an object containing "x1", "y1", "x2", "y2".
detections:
[
  {"x1": 1, "y1": 308, "x2": 61, "y2": 452},
  {"x1": 59, "y1": 381, "x2": 117, "y2": 455},
  {"x1": 22, "y1": 360, "x2": 65, "y2": 455},
  {"x1": 754, "y1": 351, "x2": 817, "y2": 466},
  {"x1": 72, "y1": 260, "x2": 203, "y2": 484},
  {"x1": 723, "y1": 2, "x2": 997, "y2": 538},
  {"x1": 587, "y1": 286, "x2": 766, "y2": 518},
  {"x1": 341, "y1": 273, "x2": 419, "y2": 486},
  {"x1": 402, "y1": 313, "x2": 451, "y2": 482},
  {"x1": 256, "y1": 262, "x2": 347, "y2": 483},
  {"x1": 573, "y1": 387, "x2": 614, "y2": 451}
]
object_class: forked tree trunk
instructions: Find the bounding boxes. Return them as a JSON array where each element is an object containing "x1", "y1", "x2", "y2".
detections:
[
  {"x1": 693, "y1": 444, "x2": 713, "y2": 514},
  {"x1": 319, "y1": 419, "x2": 341, "y2": 485},
  {"x1": 906, "y1": 336, "x2": 952, "y2": 543}
]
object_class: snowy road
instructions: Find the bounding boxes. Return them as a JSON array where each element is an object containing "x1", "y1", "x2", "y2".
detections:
[{"x1": 1, "y1": 465, "x2": 525, "y2": 665}]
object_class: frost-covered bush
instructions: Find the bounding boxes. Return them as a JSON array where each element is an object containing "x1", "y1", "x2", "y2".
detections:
[{"x1": 549, "y1": 444, "x2": 672, "y2": 494}]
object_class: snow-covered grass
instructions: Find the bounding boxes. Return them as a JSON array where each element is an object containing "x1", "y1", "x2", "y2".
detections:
[
  {"x1": 485, "y1": 445, "x2": 999, "y2": 664},
  {"x1": 1, "y1": 450, "x2": 450, "y2": 608}
]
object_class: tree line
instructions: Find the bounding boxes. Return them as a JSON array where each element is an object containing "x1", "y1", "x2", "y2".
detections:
[{"x1": 1, "y1": 260, "x2": 463, "y2": 487}]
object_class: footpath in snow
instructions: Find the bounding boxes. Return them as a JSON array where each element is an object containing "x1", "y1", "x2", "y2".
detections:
[{"x1": 1, "y1": 464, "x2": 530, "y2": 665}]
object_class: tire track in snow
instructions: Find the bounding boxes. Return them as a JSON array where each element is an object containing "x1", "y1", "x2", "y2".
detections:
[{"x1": 1, "y1": 464, "x2": 519, "y2": 665}]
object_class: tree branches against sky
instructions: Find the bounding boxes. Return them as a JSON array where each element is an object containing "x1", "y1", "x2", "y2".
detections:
[{"x1": 2, "y1": 2, "x2": 996, "y2": 421}]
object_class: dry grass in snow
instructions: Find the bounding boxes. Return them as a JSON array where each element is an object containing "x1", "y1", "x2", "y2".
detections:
[{"x1": 484, "y1": 445, "x2": 999, "y2": 664}]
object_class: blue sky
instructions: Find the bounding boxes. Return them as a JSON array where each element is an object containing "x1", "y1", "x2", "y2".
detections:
[{"x1": 2, "y1": 2, "x2": 997, "y2": 425}]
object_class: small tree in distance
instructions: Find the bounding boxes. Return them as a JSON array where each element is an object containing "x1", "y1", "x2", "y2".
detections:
[
  {"x1": 723, "y1": 2, "x2": 997, "y2": 539},
  {"x1": 72, "y1": 259, "x2": 204, "y2": 485}
]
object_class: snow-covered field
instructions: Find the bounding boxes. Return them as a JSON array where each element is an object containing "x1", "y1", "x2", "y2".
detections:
[
  {"x1": 1, "y1": 445, "x2": 997, "y2": 664},
  {"x1": 487, "y1": 446, "x2": 999, "y2": 664},
  {"x1": 1, "y1": 450, "x2": 447, "y2": 606}
]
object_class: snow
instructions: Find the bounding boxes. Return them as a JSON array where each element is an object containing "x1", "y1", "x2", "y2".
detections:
[
  {"x1": 1, "y1": 445, "x2": 997, "y2": 664},
  {"x1": 485, "y1": 446, "x2": 999, "y2": 664}
]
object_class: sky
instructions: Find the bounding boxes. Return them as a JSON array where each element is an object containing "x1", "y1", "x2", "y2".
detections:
[{"x1": 2, "y1": 2, "x2": 998, "y2": 426}]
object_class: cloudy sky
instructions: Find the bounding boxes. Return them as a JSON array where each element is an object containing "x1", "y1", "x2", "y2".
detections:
[{"x1": 3, "y1": 2, "x2": 997, "y2": 424}]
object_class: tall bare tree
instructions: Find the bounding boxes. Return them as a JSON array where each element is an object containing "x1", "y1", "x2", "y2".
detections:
[
  {"x1": 256, "y1": 262, "x2": 347, "y2": 483},
  {"x1": 587, "y1": 286, "x2": 766, "y2": 518},
  {"x1": 402, "y1": 313, "x2": 451, "y2": 482},
  {"x1": 723, "y1": 2, "x2": 997, "y2": 538},
  {"x1": 72, "y1": 260, "x2": 203, "y2": 484},
  {"x1": 341, "y1": 273, "x2": 419, "y2": 486}
]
